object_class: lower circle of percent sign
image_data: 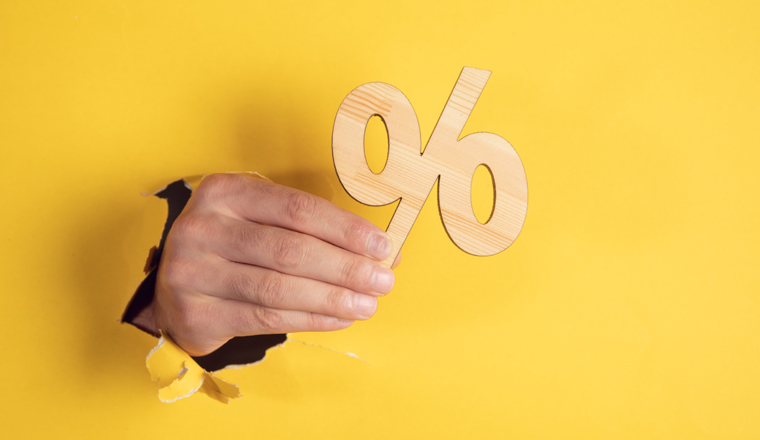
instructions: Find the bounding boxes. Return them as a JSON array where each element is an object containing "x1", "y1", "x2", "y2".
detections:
[{"x1": 332, "y1": 67, "x2": 528, "y2": 267}]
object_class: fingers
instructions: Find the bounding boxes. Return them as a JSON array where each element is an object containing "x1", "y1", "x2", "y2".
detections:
[
  {"x1": 157, "y1": 173, "x2": 404, "y2": 356},
  {"x1": 203, "y1": 260, "x2": 379, "y2": 320},
  {"x1": 164, "y1": 297, "x2": 355, "y2": 356},
  {"x1": 391, "y1": 251, "x2": 402, "y2": 269},
  {"x1": 215, "y1": 217, "x2": 395, "y2": 296},
  {"x1": 197, "y1": 299, "x2": 356, "y2": 338},
  {"x1": 195, "y1": 173, "x2": 394, "y2": 262}
]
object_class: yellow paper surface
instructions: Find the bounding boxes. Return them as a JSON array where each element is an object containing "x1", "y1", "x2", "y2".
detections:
[{"x1": 1, "y1": 0, "x2": 759, "y2": 438}]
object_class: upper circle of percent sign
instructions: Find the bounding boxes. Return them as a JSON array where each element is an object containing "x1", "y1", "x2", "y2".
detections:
[{"x1": 332, "y1": 67, "x2": 528, "y2": 267}]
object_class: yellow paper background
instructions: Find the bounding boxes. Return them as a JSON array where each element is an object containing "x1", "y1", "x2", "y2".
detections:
[{"x1": 1, "y1": 0, "x2": 759, "y2": 437}]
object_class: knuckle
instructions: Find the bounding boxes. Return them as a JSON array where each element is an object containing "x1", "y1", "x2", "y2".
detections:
[
  {"x1": 197, "y1": 173, "x2": 236, "y2": 196},
  {"x1": 273, "y1": 233, "x2": 305, "y2": 268},
  {"x1": 252, "y1": 307, "x2": 283, "y2": 332},
  {"x1": 306, "y1": 312, "x2": 338, "y2": 331},
  {"x1": 194, "y1": 173, "x2": 246, "y2": 206},
  {"x1": 174, "y1": 300, "x2": 210, "y2": 334},
  {"x1": 160, "y1": 259, "x2": 193, "y2": 292},
  {"x1": 338, "y1": 257, "x2": 365, "y2": 288},
  {"x1": 257, "y1": 271, "x2": 286, "y2": 308},
  {"x1": 171, "y1": 213, "x2": 209, "y2": 241},
  {"x1": 324, "y1": 287, "x2": 351, "y2": 315},
  {"x1": 305, "y1": 312, "x2": 323, "y2": 330},
  {"x1": 284, "y1": 191, "x2": 316, "y2": 225},
  {"x1": 346, "y1": 219, "x2": 372, "y2": 245}
]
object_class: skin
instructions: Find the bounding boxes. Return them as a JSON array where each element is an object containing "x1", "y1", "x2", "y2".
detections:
[{"x1": 133, "y1": 173, "x2": 400, "y2": 356}]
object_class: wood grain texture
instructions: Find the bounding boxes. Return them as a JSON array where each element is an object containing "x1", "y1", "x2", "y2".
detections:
[{"x1": 332, "y1": 67, "x2": 528, "y2": 267}]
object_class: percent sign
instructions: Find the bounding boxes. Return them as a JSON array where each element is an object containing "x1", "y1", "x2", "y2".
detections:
[{"x1": 332, "y1": 67, "x2": 528, "y2": 267}]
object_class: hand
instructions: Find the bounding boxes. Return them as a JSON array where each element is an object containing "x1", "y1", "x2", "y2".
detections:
[{"x1": 134, "y1": 173, "x2": 399, "y2": 356}]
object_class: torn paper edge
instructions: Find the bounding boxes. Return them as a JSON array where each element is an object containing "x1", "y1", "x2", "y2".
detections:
[
  {"x1": 159, "y1": 362, "x2": 205, "y2": 404},
  {"x1": 219, "y1": 339, "x2": 288, "y2": 370},
  {"x1": 140, "y1": 171, "x2": 273, "y2": 197},
  {"x1": 286, "y1": 338, "x2": 374, "y2": 366},
  {"x1": 146, "y1": 331, "x2": 241, "y2": 404}
]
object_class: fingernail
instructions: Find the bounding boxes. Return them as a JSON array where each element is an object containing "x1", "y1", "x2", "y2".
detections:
[
  {"x1": 353, "y1": 294, "x2": 378, "y2": 318},
  {"x1": 370, "y1": 267, "x2": 395, "y2": 294},
  {"x1": 368, "y1": 233, "x2": 392, "y2": 260}
]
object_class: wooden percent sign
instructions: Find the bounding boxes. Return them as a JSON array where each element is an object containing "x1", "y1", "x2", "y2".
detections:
[{"x1": 332, "y1": 67, "x2": 528, "y2": 267}]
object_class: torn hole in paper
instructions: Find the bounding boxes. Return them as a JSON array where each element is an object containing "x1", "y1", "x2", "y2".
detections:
[
  {"x1": 128, "y1": 174, "x2": 344, "y2": 402},
  {"x1": 124, "y1": 177, "x2": 288, "y2": 401}
]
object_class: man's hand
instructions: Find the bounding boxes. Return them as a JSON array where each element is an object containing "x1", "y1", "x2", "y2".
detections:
[{"x1": 135, "y1": 173, "x2": 398, "y2": 356}]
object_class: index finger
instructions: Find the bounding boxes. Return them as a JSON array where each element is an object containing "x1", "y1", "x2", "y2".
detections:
[{"x1": 197, "y1": 174, "x2": 393, "y2": 262}]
